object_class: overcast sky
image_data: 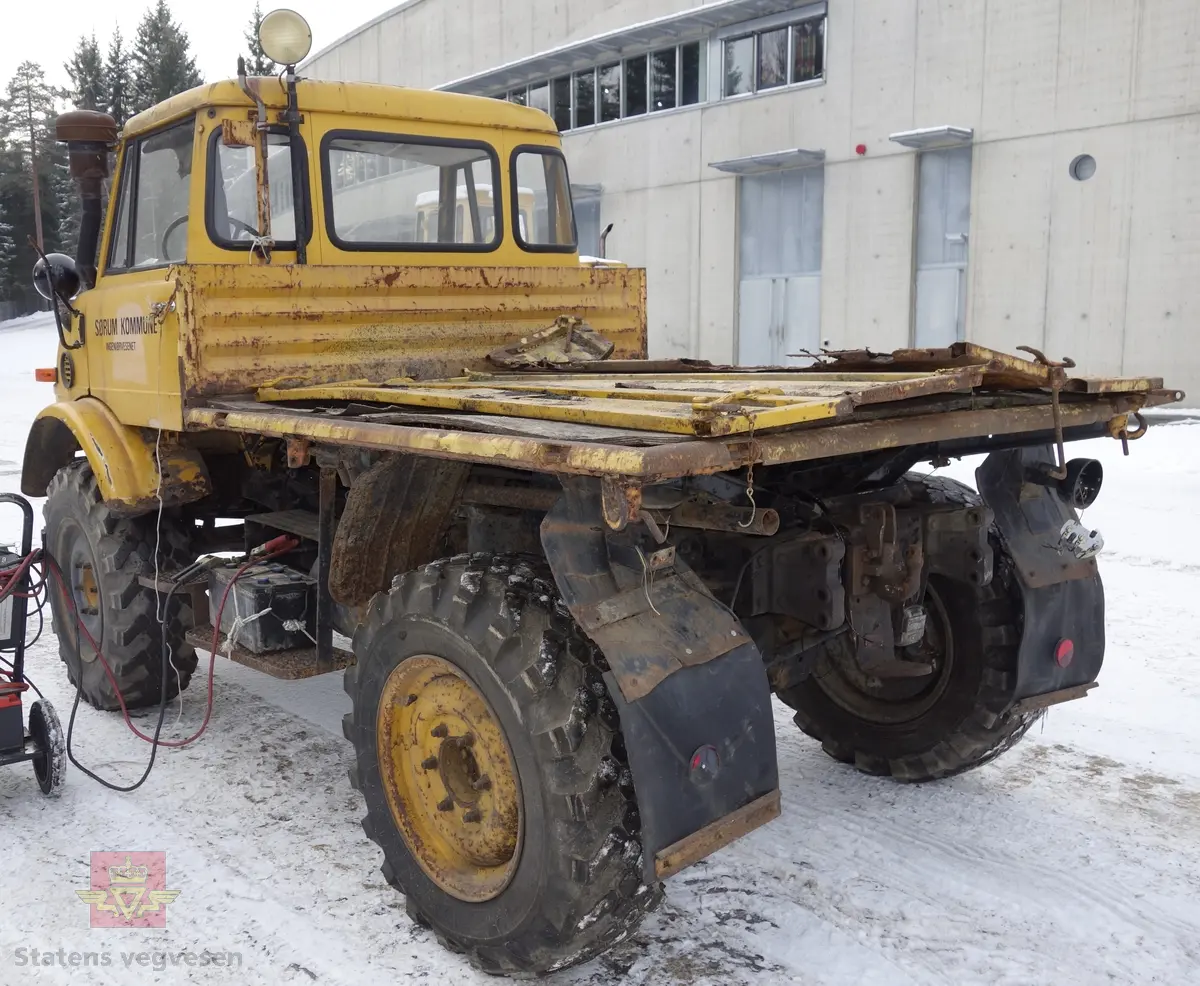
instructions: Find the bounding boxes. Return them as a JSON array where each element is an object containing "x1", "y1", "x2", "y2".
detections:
[{"x1": 3, "y1": 1, "x2": 398, "y2": 92}]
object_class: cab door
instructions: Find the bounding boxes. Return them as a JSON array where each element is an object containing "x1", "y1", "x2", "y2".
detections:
[{"x1": 80, "y1": 116, "x2": 198, "y2": 431}]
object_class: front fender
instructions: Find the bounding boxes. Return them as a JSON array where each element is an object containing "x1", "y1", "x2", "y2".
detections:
[{"x1": 22, "y1": 398, "x2": 210, "y2": 515}]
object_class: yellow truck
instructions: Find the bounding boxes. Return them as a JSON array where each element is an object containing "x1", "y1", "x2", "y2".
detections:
[{"x1": 23, "y1": 11, "x2": 1181, "y2": 975}]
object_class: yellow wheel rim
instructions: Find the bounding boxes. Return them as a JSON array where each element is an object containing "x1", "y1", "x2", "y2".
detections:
[
  {"x1": 377, "y1": 655, "x2": 522, "y2": 902},
  {"x1": 76, "y1": 563, "x2": 100, "y2": 614}
]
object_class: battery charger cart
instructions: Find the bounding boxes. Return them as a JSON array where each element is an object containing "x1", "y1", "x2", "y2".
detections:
[{"x1": 0, "y1": 493, "x2": 64, "y2": 795}]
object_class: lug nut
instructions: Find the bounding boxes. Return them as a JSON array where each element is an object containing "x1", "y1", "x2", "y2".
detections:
[
  {"x1": 471, "y1": 774, "x2": 491, "y2": 792},
  {"x1": 421, "y1": 756, "x2": 438, "y2": 770},
  {"x1": 462, "y1": 808, "x2": 482, "y2": 823},
  {"x1": 430, "y1": 723, "x2": 449, "y2": 738},
  {"x1": 436, "y1": 796, "x2": 454, "y2": 812}
]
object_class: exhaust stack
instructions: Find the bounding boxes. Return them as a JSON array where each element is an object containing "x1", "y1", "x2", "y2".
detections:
[{"x1": 55, "y1": 110, "x2": 117, "y2": 290}]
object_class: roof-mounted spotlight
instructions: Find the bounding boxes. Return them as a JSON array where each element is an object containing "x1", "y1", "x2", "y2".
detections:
[{"x1": 259, "y1": 8, "x2": 312, "y2": 67}]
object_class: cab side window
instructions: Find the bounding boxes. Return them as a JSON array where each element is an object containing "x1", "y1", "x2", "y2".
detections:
[
  {"x1": 208, "y1": 130, "x2": 307, "y2": 249},
  {"x1": 106, "y1": 118, "x2": 196, "y2": 272},
  {"x1": 510, "y1": 147, "x2": 577, "y2": 252}
]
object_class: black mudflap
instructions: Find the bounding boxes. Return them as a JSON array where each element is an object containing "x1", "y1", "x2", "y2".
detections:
[
  {"x1": 976, "y1": 447, "x2": 1105, "y2": 702},
  {"x1": 541, "y1": 478, "x2": 779, "y2": 882}
]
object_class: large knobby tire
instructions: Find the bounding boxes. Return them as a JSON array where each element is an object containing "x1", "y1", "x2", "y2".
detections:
[
  {"x1": 778, "y1": 474, "x2": 1041, "y2": 782},
  {"x1": 44, "y1": 460, "x2": 198, "y2": 711},
  {"x1": 344, "y1": 553, "x2": 662, "y2": 976}
]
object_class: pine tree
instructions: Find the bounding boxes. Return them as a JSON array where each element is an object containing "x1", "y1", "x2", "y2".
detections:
[
  {"x1": 0, "y1": 212, "x2": 17, "y2": 302},
  {"x1": 50, "y1": 115, "x2": 79, "y2": 255},
  {"x1": 0, "y1": 61, "x2": 61, "y2": 253},
  {"x1": 105, "y1": 28, "x2": 132, "y2": 126},
  {"x1": 131, "y1": 0, "x2": 203, "y2": 115},
  {"x1": 65, "y1": 33, "x2": 106, "y2": 110},
  {"x1": 244, "y1": 2, "x2": 277, "y2": 76}
]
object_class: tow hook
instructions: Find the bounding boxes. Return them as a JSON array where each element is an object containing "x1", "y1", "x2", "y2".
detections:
[{"x1": 1108, "y1": 411, "x2": 1148, "y2": 455}]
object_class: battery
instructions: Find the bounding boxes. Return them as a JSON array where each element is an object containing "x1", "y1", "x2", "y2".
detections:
[{"x1": 209, "y1": 561, "x2": 316, "y2": 654}]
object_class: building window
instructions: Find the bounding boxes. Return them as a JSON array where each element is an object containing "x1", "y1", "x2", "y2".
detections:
[
  {"x1": 792, "y1": 19, "x2": 824, "y2": 83},
  {"x1": 551, "y1": 76, "x2": 572, "y2": 131},
  {"x1": 757, "y1": 28, "x2": 788, "y2": 90},
  {"x1": 651, "y1": 48, "x2": 676, "y2": 111},
  {"x1": 574, "y1": 70, "x2": 595, "y2": 128},
  {"x1": 598, "y1": 63, "x2": 621, "y2": 123},
  {"x1": 680, "y1": 42, "x2": 702, "y2": 105},
  {"x1": 723, "y1": 14, "x2": 826, "y2": 98},
  {"x1": 528, "y1": 82, "x2": 550, "y2": 115},
  {"x1": 489, "y1": 39, "x2": 707, "y2": 132},
  {"x1": 724, "y1": 35, "x2": 754, "y2": 96},
  {"x1": 624, "y1": 54, "x2": 648, "y2": 116}
]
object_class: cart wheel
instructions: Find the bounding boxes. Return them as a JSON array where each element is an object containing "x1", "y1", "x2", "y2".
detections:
[{"x1": 29, "y1": 700, "x2": 65, "y2": 796}]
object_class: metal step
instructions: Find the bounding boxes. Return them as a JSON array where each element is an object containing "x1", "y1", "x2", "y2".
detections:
[{"x1": 185, "y1": 626, "x2": 353, "y2": 680}]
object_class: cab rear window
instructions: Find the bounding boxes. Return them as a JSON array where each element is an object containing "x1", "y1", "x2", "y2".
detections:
[{"x1": 321, "y1": 132, "x2": 502, "y2": 251}]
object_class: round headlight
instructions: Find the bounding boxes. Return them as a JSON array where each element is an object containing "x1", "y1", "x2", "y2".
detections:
[{"x1": 259, "y1": 9, "x2": 312, "y2": 66}]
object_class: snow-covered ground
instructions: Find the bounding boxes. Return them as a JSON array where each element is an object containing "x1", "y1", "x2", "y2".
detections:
[{"x1": 1, "y1": 312, "x2": 1198, "y2": 985}]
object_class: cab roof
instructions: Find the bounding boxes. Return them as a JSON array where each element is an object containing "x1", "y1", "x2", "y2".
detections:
[{"x1": 123, "y1": 78, "x2": 558, "y2": 138}]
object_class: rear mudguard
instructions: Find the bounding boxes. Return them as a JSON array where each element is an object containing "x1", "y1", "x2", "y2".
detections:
[
  {"x1": 976, "y1": 446, "x2": 1105, "y2": 703},
  {"x1": 541, "y1": 477, "x2": 779, "y2": 882}
]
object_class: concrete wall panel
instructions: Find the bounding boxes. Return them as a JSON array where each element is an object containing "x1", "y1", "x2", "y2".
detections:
[
  {"x1": 696, "y1": 177, "x2": 738, "y2": 362},
  {"x1": 967, "y1": 135, "x2": 1054, "y2": 351},
  {"x1": 1134, "y1": 0, "x2": 1200, "y2": 120},
  {"x1": 1054, "y1": 0, "x2": 1137, "y2": 131},
  {"x1": 1043, "y1": 127, "x2": 1134, "y2": 375},
  {"x1": 914, "y1": 0, "x2": 986, "y2": 131},
  {"x1": 849, "y1": 0, "x2": 917, "y2": 148},
  {"x1": 980, "y1": 0, "x2": 1061, "y2": 138},
  {"x1": 838, "y1": 154, "x2": 916, "y2": 350},
  {"x1": 1122, "y1": 116, "x2": 1200, "y2": 390}
]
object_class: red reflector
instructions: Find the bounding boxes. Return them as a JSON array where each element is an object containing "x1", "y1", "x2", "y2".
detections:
[
  {"x1": 1055, "y1": 638, "x2": 1075, "y2": 667},
  {"x1": 35, "y1": 368, "x2": 57, "y2": 383}
]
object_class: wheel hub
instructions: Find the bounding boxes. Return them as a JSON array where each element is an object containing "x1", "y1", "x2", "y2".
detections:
[
  {"x1": 816, "y1": 582, "x2": 955, "y2": 725},
  {"x1": 57, "y1": 525, "x2": 103, "y2": 662},
  {"x1": 377, "y1": 655, "x2": 521, "y2": 901}
]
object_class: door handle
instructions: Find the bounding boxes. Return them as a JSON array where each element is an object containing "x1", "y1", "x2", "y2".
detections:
[{"x1": 945, "y1": 232, "x2": 969, "y2": 245}]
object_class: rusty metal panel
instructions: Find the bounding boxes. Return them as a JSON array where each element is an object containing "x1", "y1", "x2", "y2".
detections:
[
  {"x1": 254, "y1": 365, "x2": 985, "y2": 438},
  {"x1": 185, "y1": 389, "x2": 1169, "y2": 483},
  {"x1": 815, "y1": 342, "x2": 1162, "y2": 394},
  {"x1": 175, "y1": 264, "x2": 647, "y2": 398},
  {"x1": 220, "y1": 118, "x2": 257, "y2": 147}
]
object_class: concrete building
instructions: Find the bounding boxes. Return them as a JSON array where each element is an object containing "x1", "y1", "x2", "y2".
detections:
[{"x1": 304, "y1": 0, "x2": 1200, "y2": 396}]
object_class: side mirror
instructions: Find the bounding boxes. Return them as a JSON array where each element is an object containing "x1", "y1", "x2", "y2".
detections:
[{"x1": 32, "y1": 253, "x2": 81, "y2": 303}]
